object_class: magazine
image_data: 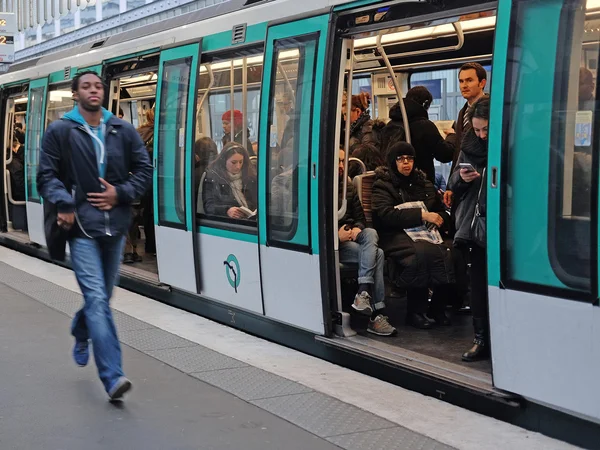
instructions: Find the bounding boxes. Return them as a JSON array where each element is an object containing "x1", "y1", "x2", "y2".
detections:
[{"x1": 394, "y1": 201, "x2": 443, "y2": 244}]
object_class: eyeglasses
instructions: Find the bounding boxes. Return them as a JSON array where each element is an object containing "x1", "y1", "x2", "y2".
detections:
[{"x1": 396, "y1": 155, "x2": 415, "y2": 163}]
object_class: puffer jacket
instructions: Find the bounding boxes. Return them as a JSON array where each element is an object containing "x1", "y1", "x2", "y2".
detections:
[
  {"x1": 397, "y1": 98, "x2": 455, "y2": 183},
  {"x1": 37, "y1": 107, "x2": 153, "y2": 238},
  {"x1": 447, "y1": 129, "x2": 488, "y2": 246},
  {"x1": 338, "y1": 178, "x2": 366, "y2": 230},
  {"x1": 202, "y1": 168, "x2": 257, "y2": 217},
  {"x1": 372, "y1": 167, "x2": 455, "y2": 288}
]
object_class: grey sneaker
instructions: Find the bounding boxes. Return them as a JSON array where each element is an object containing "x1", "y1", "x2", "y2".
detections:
[
  {"x1": 108, "y1": 376, "x2": 132, "y2": 401},
  {"x1": 352, "y1": 291, "x2": 373, "y2": 315},
  {"x1": 368, "y1": 315, "x2": 397, "y2": 336}
]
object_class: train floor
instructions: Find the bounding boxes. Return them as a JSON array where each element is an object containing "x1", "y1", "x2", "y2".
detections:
[
  {"x1": 345, "y1": 290, "x2": 492, "y2": 374},
  {"x1": 0, "y1": 246, "x2": 577, "y2": 450}
]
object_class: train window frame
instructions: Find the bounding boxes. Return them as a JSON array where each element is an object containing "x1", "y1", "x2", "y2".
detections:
[
  {"x1": 156, "y1": 56, "x2": 192, "y2": 229},
  {"x1": 195, "y1": 45, "x2": 265, "y2": 233},
  {"x1": 264, "y1": 33, "x2": 319, "y2": 249}
]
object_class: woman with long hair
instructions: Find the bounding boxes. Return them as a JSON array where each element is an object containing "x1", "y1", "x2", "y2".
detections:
[
  {"x1": 202, "y1": 142, "x2": 257, "y2": 220},
  {"x1": 447, "y1": 97, "x2": 490, "y2": 361}
]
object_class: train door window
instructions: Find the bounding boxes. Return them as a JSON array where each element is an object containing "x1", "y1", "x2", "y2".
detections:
[
  {"x1": 266, "y1": 36, "x2": 318, "y2": 246},
  {"x1": 504, "y1": 0, "x2": 597, "y2": 294},
  {"x1": 156, "y1": 58, "x2": 191, "y2": 226},
  {"x1": 116, "y1": 72, "x2": 157, "y2": 128},
  {"x1": 25, "y1": 87, "x2": 45, "y2": 202},
  {"x1": 196, "y1": 48, "x2": 263, "y2": 227},
  {"x1": 46, "y1": 84, "x2": 74, "y2": 125}
]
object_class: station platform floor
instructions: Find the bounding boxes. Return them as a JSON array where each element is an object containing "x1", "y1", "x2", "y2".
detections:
[{"x1": 0, "y1": 247, "x2": 581, "y2": 450}]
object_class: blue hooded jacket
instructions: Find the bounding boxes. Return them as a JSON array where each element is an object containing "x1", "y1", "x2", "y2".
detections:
[{"x1": 37, "y1": 106, "x2": 153, "y2": 239}]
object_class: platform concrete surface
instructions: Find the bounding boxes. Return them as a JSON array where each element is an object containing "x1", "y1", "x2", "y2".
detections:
[{"x1": 0, "y1": 283, "x2": 341, "y2": 450}]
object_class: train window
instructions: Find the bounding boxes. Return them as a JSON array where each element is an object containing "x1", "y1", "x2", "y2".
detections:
[
  {"x1": 504, "y1": 0, "x2": 597, "y2": 294},
  {"x1": 266, "y1": 35, "x2": 318, "y2": 246},
  {"x1": 196, "y1": 49, "x2": 263, "y2": 228},
  {"x1": 46, "y1": 85, "x2": 74, "y2": 125},
  {"x1": 25, "y1": 87, "x2": 45, "y2": 203},
  {"x1": 156, "y1": 58, "x2": 191, "y2": 227}
]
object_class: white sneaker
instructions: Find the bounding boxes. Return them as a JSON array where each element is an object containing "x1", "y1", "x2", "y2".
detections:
[{"x1": 352, "y1": 291, "x2": 373, "y2": 315}]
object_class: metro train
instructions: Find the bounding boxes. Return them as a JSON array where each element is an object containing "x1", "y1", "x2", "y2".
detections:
[{"x1": 0, "y1": 0, "x2": 599, "y2": 446}]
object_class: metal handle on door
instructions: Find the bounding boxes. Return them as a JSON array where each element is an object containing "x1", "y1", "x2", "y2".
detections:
[{"x1": 491, "y1": 167, "x2": 498, "y2": 188}]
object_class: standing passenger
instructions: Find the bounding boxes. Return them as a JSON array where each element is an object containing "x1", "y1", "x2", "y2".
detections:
[
  {"x1": 447, "y1": 97, "x2": 490, "y2": 361},
  {"x1": 37, "y1": 71, "x2": 153, "y2": 400}
]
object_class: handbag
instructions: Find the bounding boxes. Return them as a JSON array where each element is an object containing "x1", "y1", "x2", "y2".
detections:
[
  {"x1": 470, "y1": 167, "x2": 486, "y2": 248},
  {"x1": 43, "y1": 121, "x2": 74, "y2": 261}
]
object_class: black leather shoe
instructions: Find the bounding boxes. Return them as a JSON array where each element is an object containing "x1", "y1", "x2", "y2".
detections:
[
  {"x1": 431, "y1": 310, "x2": 452, "y2": 326},
  {"x1": 406, "y1": 313, "x2": 433, "y2": 329},
  {"x1": 123, "y1": 253, "x2": 134, "y2": 264},
  {"x1": 462, "y1": 338, "x2": 490, "y2": 361}
]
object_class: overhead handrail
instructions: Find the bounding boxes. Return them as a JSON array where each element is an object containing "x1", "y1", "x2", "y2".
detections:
[
  {"x1": 376, "y1": 32, "x2": 411, "y2": 144},
  {"x1": 338, "y1": 39, "x2": 355, "y2": 220},
  {"x1": 349, "y1": 157, "x2": 367, "y2": 175},
  {"x1": 5, "y1": 170, "x2": 25, "y2": 205},
  {"x1": 364, "y1": 22, "x2": 465, "y2": 61}
]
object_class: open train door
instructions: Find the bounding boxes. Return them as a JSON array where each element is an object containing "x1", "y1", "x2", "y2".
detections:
[
  {"x1": 257, "y1": 16, "x2": 329, "y2": 334},
  {"x1": 153, "y1": 43, "x2": 202, "y2": 292},
  {"x1": 24, "y1": 77, "x2": 49, "y2": 246},
  {"x1": 488, "y1": 0, "x2": 600, "y2": 424}
]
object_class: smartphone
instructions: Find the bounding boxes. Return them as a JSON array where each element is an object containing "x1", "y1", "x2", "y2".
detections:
[{"x1": 459, "y1": 163, "x2": 476, "y2": 172}]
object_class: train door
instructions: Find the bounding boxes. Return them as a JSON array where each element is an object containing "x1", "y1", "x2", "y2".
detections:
[
  {"x1": 488, "y1": 0, "x2": 600, "y2": 422},
  {"x1": 2, "y1": 89, "x2": 28, "y2": 233},
  {"x1": 24, "y1": 77, "x2": 48, "y2": 246},
  {"x1": 153, "y1": 44, "x2": 201, "y2": 292},
  {"x1": 257, "y1": 16, "x2": 329, "y2": 334}
]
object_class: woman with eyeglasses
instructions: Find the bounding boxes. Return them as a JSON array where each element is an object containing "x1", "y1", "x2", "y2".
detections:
[
  {"x1": 447, "y1": 96, "x2": 490, "y2": 361},
  {"x1": 372, "y1": 142, "x2": 455, "y2": 329}
]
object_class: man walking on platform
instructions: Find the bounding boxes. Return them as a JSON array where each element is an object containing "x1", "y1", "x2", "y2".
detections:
[{"x1": 37, "y1": 71, "x2": 153, "y2": 401}]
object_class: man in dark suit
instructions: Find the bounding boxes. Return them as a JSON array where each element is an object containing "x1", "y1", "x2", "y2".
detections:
[{"x1": 443, "y1": 62, "x2": 487, "y2": 208}]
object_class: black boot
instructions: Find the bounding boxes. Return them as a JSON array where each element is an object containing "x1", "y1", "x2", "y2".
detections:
[{"x1": 462, "y1": 317, "x2": 490, "y2": 362}]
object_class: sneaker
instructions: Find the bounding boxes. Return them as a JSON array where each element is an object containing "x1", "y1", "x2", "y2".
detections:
[
  {"x1": 351, "y1": 291, "x2": 373, "y2": 315},
  {"x1": 108, "y1": 377, "x2": 132, "y2": 401},
  {"x1": 368, "y1": 315, "x2": 397, "y2": 336},
  {"x1": 133, "y1": 253, "x2": 142, "y2": 263},
  {"x1": 123, "y1": 253, "x2": 134, "y2": 264},
  {"x1": 73, "y1": 341, "x2": 89, "y2": 367}
]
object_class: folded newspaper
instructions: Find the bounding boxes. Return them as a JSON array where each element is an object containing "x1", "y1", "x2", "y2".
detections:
[{"x1": 394, "y1": 201, "x2": 444, "y2": 245}]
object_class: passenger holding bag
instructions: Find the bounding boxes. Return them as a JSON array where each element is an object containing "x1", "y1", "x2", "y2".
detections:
[{"x1": 447, "y1": 96, "x2": 490, "y2": 362}]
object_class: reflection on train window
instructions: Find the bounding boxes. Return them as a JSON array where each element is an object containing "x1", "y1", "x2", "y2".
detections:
[
  {"x1": 25, "y1": 87, "x2": 45, "y2": 203},
  {"x1": 157, "y1": 58, "x2": 191, "y2": 227},
  {"x1": 267, "y1": 36, "x2": 318, "y2": 247},
  {"x1": 46, "y1": 85, "x2": 74, "y2": 125},
  {"x1": 505, "y1": 0, "x2": 597, "y2": 293},
  {"x1": 196, "y1": 49, "x2": 263, "y2": 228}
]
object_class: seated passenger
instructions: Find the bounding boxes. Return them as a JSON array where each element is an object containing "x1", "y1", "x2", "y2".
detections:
[
  {"x1": 372, "y1": 142, "x2": 455, "y2": 329},
  {"x1": 194, "y1": 137, "x2": 218, "y2": 198},
  {"x1": 338, "y1": 148, "x2": 396, "y2": 336},
  {"x1": 9, "y1": 136, "x2": 24, "y2": 164},
  {"x1": 222, "y1": 110, "x2": 255, "y2": 157},
  {"x1": 348, "y1": 142, "x2": 385, "y2": 178},
  {"x1": 7, "y1": 137, "x2": 25, "y2": 202},
  {"x1": 203, "y1": 142, "x2": 257, "y2": 220}
]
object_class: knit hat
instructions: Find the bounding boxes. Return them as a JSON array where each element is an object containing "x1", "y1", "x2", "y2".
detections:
[
  {"x1": 222, "y1": 110, "x2": 244, "y2": 128},
  {"x1": 386, "y1": 141, "x2": 415, "y2": 167}
]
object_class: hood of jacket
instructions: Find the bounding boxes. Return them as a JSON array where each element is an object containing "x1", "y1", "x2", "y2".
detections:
[
  {"x1": 63, "y1": 106, "x2": 113, "y2": 126},
  {"x1": 461, "y1": 129, "x2": 488, "y2": 166},
  {"x1": 388, "y1": 98, "x2": 428, "y2": 124}
]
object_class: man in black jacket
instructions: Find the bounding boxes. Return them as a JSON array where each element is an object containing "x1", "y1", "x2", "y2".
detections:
[
  {"x1": 338, "y1": 149, "x2": 396, "y2": 336},
  {"x1": 38, "y1": 71, "x2": 152, "y2": 401}
]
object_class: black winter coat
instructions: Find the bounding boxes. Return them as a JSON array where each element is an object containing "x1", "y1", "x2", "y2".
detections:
[
  {"x1": 202, "y1": 168, "x2": 257, "y2": 218},
  {"x1": 399, "y1": 98, "x2": 455, "y2": 183},
  {"x1": 338, "y1": 179, "x2": 366, "y2": 230},
  {"x1": 447, "y1": 130, "x2": 488, "y2": 246},
  {"x1": 372, "y1": 167, "x2": 455, "y2": 288}
]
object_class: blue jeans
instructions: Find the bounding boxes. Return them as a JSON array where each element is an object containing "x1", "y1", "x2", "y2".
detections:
[
  {"x1": 70, "y1": 236, "x2": 125, "y2": 393},
  {"x1": 339, "y1": 228, "x2": 386, "y2": 310}
]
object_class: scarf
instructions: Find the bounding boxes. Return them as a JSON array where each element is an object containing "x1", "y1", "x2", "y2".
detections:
[{"x1": 228, "y1": 171, "x2": 249, "y2": 209}]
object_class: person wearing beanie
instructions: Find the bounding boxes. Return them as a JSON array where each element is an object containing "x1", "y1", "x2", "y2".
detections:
[
  {"x1": 372, "y1": 142, "x2": 456, "y2": 329},
  {"x1": 222, "y1": 109, "x2": 255, "y2": 157}
]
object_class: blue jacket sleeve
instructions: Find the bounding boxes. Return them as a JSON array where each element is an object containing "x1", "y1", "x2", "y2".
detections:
[
  {"x1": 115, "y1": 128, "x2": 153, "y2": 205},
  {"x1": 37, "y1": 124, "x2": 75, "y2": 213}
]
